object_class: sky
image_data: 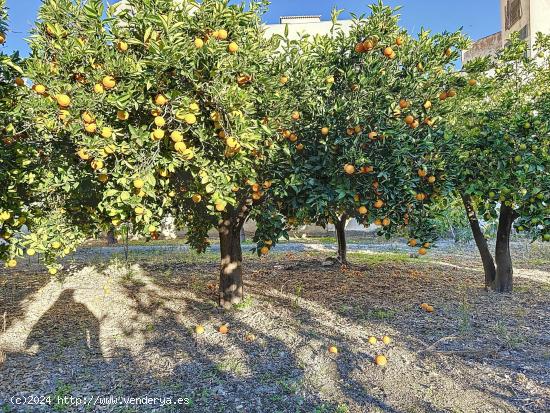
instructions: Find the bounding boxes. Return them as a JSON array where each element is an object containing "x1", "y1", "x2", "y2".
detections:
[{"x1": 2, "y1": 0, "x2": 501, "y2": 56}]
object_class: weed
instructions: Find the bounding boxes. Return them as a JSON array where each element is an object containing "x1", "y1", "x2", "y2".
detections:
[
  {"x1": 233, "y1": 295, "x2": 254, "y2": 311},
  {"x1": 292, "y1": 283, "x2": 303, "y2": 309}
]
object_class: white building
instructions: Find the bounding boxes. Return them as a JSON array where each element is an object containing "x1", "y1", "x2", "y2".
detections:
[
  {"x1": 463, "y1": 0, "x2": 550, "y2": 63},
  {"x1": 264, "y1": 15, "x2": 353, "y2": 39}
]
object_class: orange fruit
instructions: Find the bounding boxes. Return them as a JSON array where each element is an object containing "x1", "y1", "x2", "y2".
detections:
[
  {"x1": 217, "y1": 29, "x2": 228, "y2": 40},
  {"x1": 56, "y1": 94, "x2": 71, "y2": 108},
  {"x1": 418, "y1": 247, "x2": 427, "y2": 255},
  {"x1": 194, "y1": 37, "x2": 204, "y2": 48},
  {"x1": 195, "y1": 325, "x2": 205, "y2": 334},
  {"x1": 84, "y1": 123, "x2": 97, "y2": 133},
  {"x1": 363, "y1": 39, "x2": 374, "y2": 50},
  {"x1": 468, "y1": 79, "x2": 477, "y2": 86},
  {"x1": 374, "y1": 355, "x2": 387, "y2": 366},
  {"x1": 355, "y1": 42, "x2": 365, "y2": 53},
  {"x1": 439, "y1": 91, "x2": 448, "y2": 101},
  {"x1": 152, "y1": 129, "x2": 165, "y2": 140},
  {"x1": 368, "y1": 336, "x2": 377, "y2": 345},
  {"x1": 428, "y1": 176, "x2": 436, "y2": 184},
  {"x1": 399, "y1": 99, "x2": 409, "y2": 109},
  {"x1": 382, "y1": 218, "x2": 391, "y2": 227},
  {"x1": 447, "y1": 89, "x2": 457, "y2": 98},
  {"x1": 423, "y1": 100, "x2": 432, "y2": 110},
  {"x1": 219, "y1": 325, "x2": 229, "y2": 334},
  {"x1": 228, "y1": 42, "x2": 239, "y2": 53},
  {"x1": 423, "y1": 242, "x2": 431, "y2": 248},
  {"x1": 374, "y1": 199, "x2": 384, "y2": 209},
  {"x1": 102, "y1": 76, "x2": 116, "y2": 89},
  {"x1": 116, "y1": 40, "x2": 128, "y2": 52},
  {"x1": 395, "y1": 36, "x2": 404, "y2": 46},
  {"x1": 117, "y1": 110, "x2": 129, "y2": 121},
  {"x1": 344, "y1": 164, "x2": 355, "y2": 175},
  {"x1": 328, "y1": 346, "x2": 338, "y2": 354},
  {"x1": 82, "y1": 111, "x2": 95, "y2": 123},
  {"x1": 404, "y1": 115, "x2": 414, "y2": 125},
  {"x1": 260, "y1": 246, "x2": 269, "y2": 255},
  {"x1": 383, "y1": 47, "x2": 394, "y2": 57},
  {"x1": 170, "y1": 131, "x2": 183, "y2": 142},
  {"x1": 101, "y1": 127, "x2": 113, "y2": 139},
  {"x1": 279, "y1": 75, "x2": 289, "y2": 85},
  {"x1": 154, "y1": 94, "x2": 168, "y2": 106},
  {"x1": 425, "y1": 305, "x2": 434, "y2": 313},
  {"x1": 358, "y1": 206, "x2": 368, "y2": 215},
  {"x1": 15, "y1": 77, "x2": 24, "y2": 86},
  {"x1": 417, "y1": 169, "x2": 427, "y2": 177},
  {"x1": 215, "y1": 200, "x2": 227, "y2": 212},
  {"x1": 382, "y1": 335, "x2": 391, "y2": 345},
  {"x1": 291, "y1": 111, "x2": 300, "y2": 121},
  {"x1": 90, "y1": 159, "x2": 104, "y2": 170},
  {"x1": 321, "y1": 127, "x2": 329, "y2": 135},
  {"x1": 133, "y1": 178, "x2": 144, "y2": 189},
  {"x1": 408, "y1": 239, "x2": 418, "y2": 247},
  {"x1": 368, "y1": 131, "x2": 378, "y2": 140},
  {"x1": 420, "y1": 303, "x2": 429, "y2": 310},
  {"x1": 33, "y1": 84, "x2": 46, "y2": 95}
]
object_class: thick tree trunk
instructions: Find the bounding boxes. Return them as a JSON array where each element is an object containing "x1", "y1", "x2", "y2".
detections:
[
  {"x1": 219, "y1": 217, "x2": 244, "y2": 309},
  {"x1": 493, "y1": 204, "x2": 516, "y2": 292},
  {"x1": 334, "y1": 214, "x2": 348, "y2": 265},
  {"x1": 461, "y1": 194, "x2": 496, "y2": 289}
]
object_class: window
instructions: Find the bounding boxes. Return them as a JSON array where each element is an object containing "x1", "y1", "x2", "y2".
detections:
[
  {"x1": 519, "y1": 24, "x2": 529, "y2": 40},
  {"x1": 505, "y1": 0, "x2": 523, "y2": 30}
]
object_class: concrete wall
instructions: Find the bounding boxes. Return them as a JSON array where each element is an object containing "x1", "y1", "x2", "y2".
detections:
[
  {"x1": 530, "y1": 0, "x2": 550, "y2": 47},
  {"x1": 462, "y1": 32, "x2": 502, "y2": 64}
]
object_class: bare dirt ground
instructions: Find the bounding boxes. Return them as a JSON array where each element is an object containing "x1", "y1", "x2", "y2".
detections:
[{"x1": 0, "y1": 240, "x2": 549, "y2": 413}]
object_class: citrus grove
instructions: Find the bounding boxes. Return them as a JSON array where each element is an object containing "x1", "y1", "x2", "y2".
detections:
[
  {"x1": 0, "y1": 0, "x2": 548, "y2": 304},
  {"x1": 256, "y1": 3, "x2": 468, "y2": 264}
]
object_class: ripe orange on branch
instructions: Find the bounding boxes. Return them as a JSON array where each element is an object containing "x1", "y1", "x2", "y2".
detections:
[
  {"x1": 102, "y1": 76, "x2": 116, "y2": 89},
  {"x1": 344, "y1": 164, "x2": 355, "y2": 175}
]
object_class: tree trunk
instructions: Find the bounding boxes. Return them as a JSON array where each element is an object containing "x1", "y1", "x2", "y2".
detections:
[
  {"x1": 493, "y1": 204, "x2": 516, "y2": 292},
  {"x1": 334, "y1": 214, "x2": 348, "y2": 265},
  {"x1": 461, "y1": 194, "x2": 495, "y2": 289},
  {"x1": 219, "y1": 217, "x2": 244, "y2": 309},
  {"x1": 106, "y1": 227, "x2": 117, "y2": 245}
]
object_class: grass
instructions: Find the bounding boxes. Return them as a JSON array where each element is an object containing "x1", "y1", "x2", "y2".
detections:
[{"x1": 347, "y1": 251, "x2": 417, "y2": 265}]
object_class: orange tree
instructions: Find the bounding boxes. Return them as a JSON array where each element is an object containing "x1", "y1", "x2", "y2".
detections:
[
  {"x1": 17, "y1": 0, "x2": 291, "y2": 307},
  {"x1": 0, "y1": 0, "x2": 22, "y2": 268},
  {"x1": 0, "y1": 0, "x2": 49, "y2": 269},
  {"x1": 444, "y1": 33, "x2": 550, "y2": 292},
  {"x1": 255, "y1": 3, "x2": 468, "y2": 264}
]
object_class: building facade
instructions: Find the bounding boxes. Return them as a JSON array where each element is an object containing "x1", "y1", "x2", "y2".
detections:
[
  {"x1": 264, "y1": 15, "x2": 352, "y2": 40},
  {"x1": 463, "y1": 0, "x2": 550, "y2": 64}
]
